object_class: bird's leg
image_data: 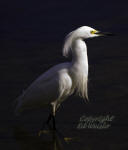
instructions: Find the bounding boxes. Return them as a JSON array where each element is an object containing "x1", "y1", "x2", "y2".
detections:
[
  {"x1": 50, "y1": 101, "x2": 57, "y2": 130},
  {"x1": 38, "y1": 113, "x2": 52, "y2": 136},
  {"x1": 51, "y1": 104, "x2": 74, "y2": 143},
  {"x1": 47, "y1": 103, "x2": 56, "y2": 130},
  {"x1": 47, "y1": 113, "x2": 56, "y2": 130},
  {"x1": 38, "y1": 103, "x2": 57, "y2": 136},
  {"x1": 38, "y1": 105, "x2": 56, "y2": 136},
  {"x1": 51, "y1": 114, "x2": 56, "y2": 130},
  {"x1": 46, "y1": 113, "x2": 52, "y2": 125}
]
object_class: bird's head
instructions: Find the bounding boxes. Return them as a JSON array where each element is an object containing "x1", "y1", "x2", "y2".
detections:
[
  {"x1": 74, "y1": 26, "x2": 113, "y2": 39},
  {"x1": 63, "y1": 26, "x2": 114, "y2": 57}
]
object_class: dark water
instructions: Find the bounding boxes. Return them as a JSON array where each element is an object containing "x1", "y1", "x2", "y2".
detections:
[{"x1": 1, "y1": 0, "x2": 128, "y2": 149}]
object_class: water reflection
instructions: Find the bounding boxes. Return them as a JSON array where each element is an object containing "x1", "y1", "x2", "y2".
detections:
[
  {"x1": 12, "y1": 124, "x2": 127, "y2": 150},
  {"x1": 13, "y1": 126, "x2": 68, "y2": 150}
]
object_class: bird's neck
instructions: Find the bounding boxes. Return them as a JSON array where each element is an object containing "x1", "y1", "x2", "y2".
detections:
[{"x1": 71, "y1": 39, "x2": 88, "y2": 68}]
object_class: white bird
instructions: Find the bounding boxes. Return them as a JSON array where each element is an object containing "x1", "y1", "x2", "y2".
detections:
[{"x1": 14, "y1": 26, "x2": 112, "y2": 130}]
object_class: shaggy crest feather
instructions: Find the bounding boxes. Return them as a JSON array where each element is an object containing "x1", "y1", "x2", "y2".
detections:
[{"x1": 63, "y1": 31, "x2": 75, "y2": 57}]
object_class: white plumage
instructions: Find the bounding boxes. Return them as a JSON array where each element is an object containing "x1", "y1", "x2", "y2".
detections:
[{"x1": 15, "y1": 26, "x2": 107, "y2": 125}]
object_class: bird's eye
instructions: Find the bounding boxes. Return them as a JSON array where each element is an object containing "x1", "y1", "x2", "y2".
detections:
[{"x1": 90, "y1": 30, "x2": 96, "y2": 34}]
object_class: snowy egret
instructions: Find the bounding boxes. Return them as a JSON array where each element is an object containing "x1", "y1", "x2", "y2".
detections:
[{"x1": 14, "y1": 26, "x2": 112, "y2": 130}]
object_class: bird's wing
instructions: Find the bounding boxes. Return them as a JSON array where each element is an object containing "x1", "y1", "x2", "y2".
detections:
[{"x1": 15, "y1": 63, "x2": 71, "y2": 113}]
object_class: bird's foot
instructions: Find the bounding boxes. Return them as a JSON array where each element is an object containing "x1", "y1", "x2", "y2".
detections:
[
  {"x1": 55, "y1": 129, "x2": 74, "y2": 143},
  {"x1": 64, "y1": 137, "x2": 74, "y2": 143},
  {"x1": 38, "y1": 123, "x2": 56, "y2": 136},
  {"x1": 38, "y1": 129, "x2": 51, "y2": 136}
]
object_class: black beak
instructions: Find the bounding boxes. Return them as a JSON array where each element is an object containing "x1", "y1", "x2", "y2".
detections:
[{"x1": 95, "y1": 31, "x2": 115, "y2": 36}]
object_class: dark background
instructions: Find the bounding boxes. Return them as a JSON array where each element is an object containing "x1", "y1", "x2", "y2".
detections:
[{"x1": 0, "y1": 0, "x2": 128, "y2": 150}]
